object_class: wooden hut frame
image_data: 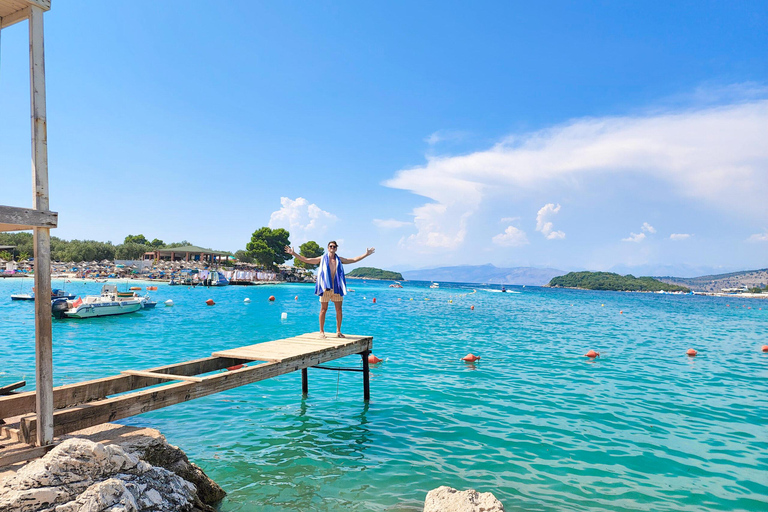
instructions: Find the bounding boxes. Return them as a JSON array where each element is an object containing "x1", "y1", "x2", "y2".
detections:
[{"x1": 0, "y1": 0, "x2": 56, "y2": 446}]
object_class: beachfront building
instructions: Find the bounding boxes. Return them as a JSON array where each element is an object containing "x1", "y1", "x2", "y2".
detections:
[
  {"x1": 0, "y1": 0, "x2": 56, "y2": 446},
  {"x1": 143, "y1": 244, "x2": 230, "y2": 264}
]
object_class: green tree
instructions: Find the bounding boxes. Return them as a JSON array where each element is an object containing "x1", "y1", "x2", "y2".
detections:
[
  {"x1": 124, "y1": 234, "x2": 148, "y2": 245},
  {"x1": 294, "y1": 240, "x2": 324, "y2": 270},
  {"x1": 164, "y1": 240, "x2": 191, "y2": 248},
  {"x1": 234, "y1": 250, "x2": 255, "y2": 263},
  {"x1": 0, "y1": 251, "x2": 11, "y2": 261},
  {"x1": 246, "y1": 227, "x2": 290, "y2": 270},
  {"x1": 115, "y1": 242, "x2": 150, "y2": 260},
  {"x1": 149, "y1": 238, "x2": 165, "y2": 248},
  {"x1": 17, "y1": 251, "x2": 30, "y2": 262}
]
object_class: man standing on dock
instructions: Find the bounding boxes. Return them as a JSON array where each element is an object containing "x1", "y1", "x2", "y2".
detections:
[{"x1": 285, "y1": 242, "x2": 374, "y2": 338}]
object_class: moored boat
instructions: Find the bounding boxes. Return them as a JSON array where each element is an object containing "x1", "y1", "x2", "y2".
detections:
[{"x1": 52, "y1": 285, "x2": 143, "y2": 319}]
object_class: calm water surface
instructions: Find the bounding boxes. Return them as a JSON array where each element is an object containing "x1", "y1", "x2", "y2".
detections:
[{"x1": 1, "y1": 277, "x2": 766, "y2": 511}]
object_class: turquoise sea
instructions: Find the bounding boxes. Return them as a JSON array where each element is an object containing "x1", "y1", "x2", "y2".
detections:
[{"x1": 1, "y1": 277, "x2": 767, "y2": 511}]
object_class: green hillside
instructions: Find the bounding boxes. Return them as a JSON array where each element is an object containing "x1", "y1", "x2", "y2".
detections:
[
  {"x1": 347, "y1": 267, "x2": 404, "y2": 281},
  {"x1": 548, "y1": 271, "x2": 690, "y2": 292}
]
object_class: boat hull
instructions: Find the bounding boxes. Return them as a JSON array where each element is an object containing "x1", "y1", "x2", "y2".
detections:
[{"x1": 64, "y1": 300, "x2": 142, "y2": 319}]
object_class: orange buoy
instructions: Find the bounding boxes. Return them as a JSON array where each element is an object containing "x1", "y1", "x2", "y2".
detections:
[
  {"x1": 226, "y1": 364, "x2": 244, "y2": 371},
  {"x1": 761, "y1": 345, "x2": 768, "y2": 352},
  {"x1": 268, "y1": 295, "x2": 276, "y2": 301},
  {"x1": 368, "y1": 354, "x2": 383, "y2": 364},
  {"x1": 462, "y1": 353, "x2": 480, "y2": 362},
  {"x1": 619, "y1": 310, "x2": 623, "y2": 314},
  {"x1": 206, "y1": 299, "x2": 215, "y2": 306},
  {"x1": 470, "y1": 305, "x2": 475, "y2": 310},
  {"x1": 129, "y1": 286, "x2": 141, "y2": 291},
  {"x1": 686, "y1": 348, "x2": 697, "y2": 357},
  {"x1": 373, "y1": 298, "x2": 377, "y2": 303},
  {"x1": 585, "y1": 350, "x2": 599, "y2": 358},
  {"x1": 295, "y1": 295, "x2": 299, "y2": 300}
]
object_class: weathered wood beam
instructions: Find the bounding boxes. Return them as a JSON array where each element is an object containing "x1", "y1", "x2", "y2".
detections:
[
  {"x1": 0, "y1": 356, "x2": 245, "y2": 420},
  {"x1": 29, "y1": 3, "x2": 53, "y2": 447},
  {"x1": 0, "y1": 443, "x2": 56, "y2": 468},
  {"x1": 121, "y1": 370, "x2": 204, "y2": 383},
  {"x1": 0, "y1": 381, "x2": 26, "y2": 396},
  {"x1": 20, "y1": 338, "x2": 372, "y2": 442},
  {"x1": 0, "y1": 6, "x2": 29, "y2": 29},
  {"x1": 0, "y1": 206, "x2": 58, "y2": 232}
]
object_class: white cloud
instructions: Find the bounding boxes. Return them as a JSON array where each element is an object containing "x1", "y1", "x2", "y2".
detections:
[
  {"x1": 670, "y1": 233, "x2": 692, "y2": 241},
  {"x1": 622, "y1": 232, "x2": 646, "y2": 243},
  {"x1": 385, "y1": 96, "x2": 768, "y2": 251},
  {"x1": 641, "y1": 222, "x2": 656, "y2": 234},
  {"x1": 500, "y1": 216, "x2": 520, "y2": 223},
  {"x1": 536, "y1": 203, "x2": 565, "y2": 239},
  {"x1": 747, "y1": 231, "x2": 768, "y2": 242},
  {"x1": 373, "y1": 218, "x2": 411, "y2": 229},
  {"x1": 492, "y1": 225, "x2": 529, "y2": 247},
  {"x1": 425, "y1": 130, "x2": 467, "y2": 146},
  {"x1": 268, "y1": 197, "x2": 338, "y2": 243}
]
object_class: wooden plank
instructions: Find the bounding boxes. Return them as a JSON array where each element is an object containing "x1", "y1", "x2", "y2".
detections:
[
  {"x1": 29, "y1": 2, "x2": 52, "y2": 447},
  {"x1": 0, "y1": 443, "x2": 55, "y2": 468},
  {"x1": 0, "y1": 381, "x2": 25, "y2": 395},
  {"x1": 0, "y1": 206, "x2": 58, "y2": 232},
  {"x1": 20, "y1": 337, "x2": 372, "y2": 442},
  {"x1": 0, "y1": 356, "x2": 245, "y2": 419},
  {"x1": 121, "y1": 370, "x2": 204, "y2": 383},
  {"x1": 0, "y1": 5, "x2": 28, "y2": 29}
]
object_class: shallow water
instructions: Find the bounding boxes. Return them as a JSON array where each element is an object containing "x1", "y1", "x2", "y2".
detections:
[{"x1": 2, "y1": 278, "x2": 767, "y2": 511}]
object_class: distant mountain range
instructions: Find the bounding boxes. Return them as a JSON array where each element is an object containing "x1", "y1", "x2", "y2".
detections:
[
  {"x1": 656, "y1": 268, "x2": 768, "y2": 293},
  {"x1": 608, "y1": 263, "x2": 737, "y2": 279},
  {"x1": 400, "y1": 264, "x2": 566, "y2": 286}
]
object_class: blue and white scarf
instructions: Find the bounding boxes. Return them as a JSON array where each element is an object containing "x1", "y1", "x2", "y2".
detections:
[{"x1": 315, "y1": 253, "x2": 347, "y2": 296}]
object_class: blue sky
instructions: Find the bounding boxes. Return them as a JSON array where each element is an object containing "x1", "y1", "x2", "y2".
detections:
[{"x1": 1, "y1": 1, "x2": 766, "y2": 274}]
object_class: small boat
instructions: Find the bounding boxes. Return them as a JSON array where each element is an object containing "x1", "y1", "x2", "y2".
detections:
[
  {"x1": 52, "y1": 285, "x2": 143, "y2": 319},
  {"x1": 501, "y1": 286, "x2": 506, "y2": 293},
  {"x1": 11, "y1": 288, "x2": 75, "y2": 301},
  {"x1": 389, "y1": 282, "x2": 403, "y2": 288},
  {"x1": 429, "y1": 282, "x2": 439, "y2": 289}
]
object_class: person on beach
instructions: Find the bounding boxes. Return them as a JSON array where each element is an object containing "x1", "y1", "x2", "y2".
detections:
[{"x1": 285, "y1": 241, "x2": 375, "y2": 338}]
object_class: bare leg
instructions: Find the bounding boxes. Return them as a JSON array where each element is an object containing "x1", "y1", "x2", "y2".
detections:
[
  {"x1": 319, "y1": 302, "x2": 329, "y2": 338},
  {"x1": 334, "y1": 301, "x2": 345, "y2": 337}
]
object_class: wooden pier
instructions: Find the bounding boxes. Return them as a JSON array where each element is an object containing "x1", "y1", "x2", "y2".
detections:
[{"x1": 0, "y1": 333, "x2": 373, "y2": 466}]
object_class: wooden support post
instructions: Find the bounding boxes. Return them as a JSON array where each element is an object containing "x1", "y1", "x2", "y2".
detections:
[
  {"x1": 361, "y1": 350, "x2": 370, "y2": 402},
  {"x1": 29, "y1": 4, "x2": 53, "y2": 447},
  {"x1": 301, "y1": 368, "x2": 308, "y2": 395}
]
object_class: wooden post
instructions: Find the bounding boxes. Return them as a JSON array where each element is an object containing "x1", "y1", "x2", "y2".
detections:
[
  {"x1": 361, "y1": 350, "x2": 370, "y2": 401},
  {"x1": 301, "y1": 368, "x2": 308, "y2": 395},
  {"x1": 29, "y1": 4, "x2": 53, "y2": 447}
]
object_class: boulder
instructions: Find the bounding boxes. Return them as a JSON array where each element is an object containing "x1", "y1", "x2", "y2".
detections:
[
  {"x1": 424, "y1": 486, "x2": 504, "y2": 512},
  {"x1": 0, "y1": 438, "x2": 210, "y2": 512}
]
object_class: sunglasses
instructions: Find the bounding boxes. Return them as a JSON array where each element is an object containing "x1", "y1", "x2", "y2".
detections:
[{"x1": 329, "y1": 245, "x2": 337, "y2": 248}]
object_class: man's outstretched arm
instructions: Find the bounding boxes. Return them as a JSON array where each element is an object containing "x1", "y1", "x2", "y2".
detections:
[
  {"x1": 339, "y1": 247, "x2": 375, "y2": 265},
  {"x1": 285, "y1": 246, "x2": 322, "y2": 265}
]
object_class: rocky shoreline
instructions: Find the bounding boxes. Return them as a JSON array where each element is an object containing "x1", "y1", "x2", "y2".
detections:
[
  {"x1": 0, "y1": 424, "x2": 224, "y2": 512},
  {"x1": 1, "y1": 425, "x2": 504, "y2": 511}
]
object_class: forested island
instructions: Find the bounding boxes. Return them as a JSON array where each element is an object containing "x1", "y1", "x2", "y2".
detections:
[
  {"x1": 347, "y1": 267, "x2": 404, "y2": 281},
  {"x1": 548, "y1": 272, "x2": 690, "y2": 292}
]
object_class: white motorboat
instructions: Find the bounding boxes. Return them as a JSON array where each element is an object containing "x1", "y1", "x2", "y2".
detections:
[
  {"x1": 52, "y1": 285, "x2": 143, "y2": 319},
  {"x1": 429, "y1": 282, "x2": 439, "y2": 289}
]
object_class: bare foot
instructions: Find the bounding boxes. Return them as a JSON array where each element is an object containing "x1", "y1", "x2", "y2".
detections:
[
  {"x1": 320, "y1": 332, "x2": 327, "y2": 338},
  {"x1": 336, "y1": 332, "x2": 345, "y2": 338}
]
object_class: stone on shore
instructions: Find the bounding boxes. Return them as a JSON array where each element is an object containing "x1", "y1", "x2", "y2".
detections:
[
  {"x1": 0, "y1": 424, "x2": 225, "y2": 512},
  {"x1": 424, "y1": 486, "x2": 504, "y2": 512}
]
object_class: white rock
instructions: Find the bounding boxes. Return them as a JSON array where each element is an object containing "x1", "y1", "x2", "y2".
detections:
[
  {"x1": 423, "y1": 486, "x2": 504, "y2": 512},
  {"x1": 0, "y1": 438, "x2": 198, "y2": 512}
]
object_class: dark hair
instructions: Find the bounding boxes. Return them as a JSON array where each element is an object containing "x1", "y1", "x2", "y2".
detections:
[{"x1": 327, "y1": 241, "x2": 338, "y2": 247}]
